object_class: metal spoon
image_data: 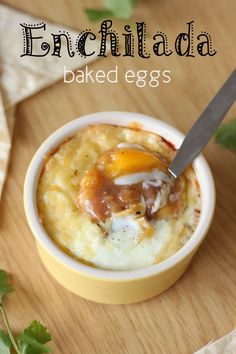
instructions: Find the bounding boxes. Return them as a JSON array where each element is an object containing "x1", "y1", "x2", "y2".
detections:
[{"x1": 168, "y1": 68, "x2": 236, "y2": 178}]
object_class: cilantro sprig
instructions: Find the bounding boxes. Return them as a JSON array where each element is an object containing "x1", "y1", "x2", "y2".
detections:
[
  {"x1": 85, "y1": 0, "x2": 137, "y2": 21},
  {"x1": 0, "y1": 270, "x2": 52, "y2": 354},
  {"x1": 215, "y1": 119, "x2": 236, "y2": 152}
]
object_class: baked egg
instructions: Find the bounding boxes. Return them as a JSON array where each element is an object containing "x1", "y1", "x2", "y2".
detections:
[{"x1": 37, "y1": 124, "x2": 200, "y2": 270}]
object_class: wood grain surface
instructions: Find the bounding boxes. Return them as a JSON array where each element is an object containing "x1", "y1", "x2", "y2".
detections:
[{"x1": 0, "y1": 0, "x2": 236, "y2": 353}]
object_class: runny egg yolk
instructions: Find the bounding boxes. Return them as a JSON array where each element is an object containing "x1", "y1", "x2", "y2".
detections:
[
  {"x1": 78, "y1": 147, "x2": 172, "y2": 224},
  {"x1": 96, "y1": 148, "x2": 168, "y2": 178}
]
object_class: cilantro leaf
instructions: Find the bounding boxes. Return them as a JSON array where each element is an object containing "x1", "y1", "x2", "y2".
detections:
[
  {"x1": 17, "y1": 320, "x2": 52, "y2": 354},
  {"x1": 0, "y1": 271, "x2": 53, "y2": 354},
  {"x1": 0, "y1": 331, "x2": 12, "y2": 354},
  {"x1": 105, "y1": 0, "x2": 136, "y2": 19},
  {"x1": 215, "y1": 119, "x2": 236, "y2": 152},
  {"x1": 85, "y1": 0, "x2": 137, "y2": 21},
  {"x1": 0, "y1": 270, "x2": 14, "y2": 304},
  {"x1": 85, "y1": 9, "x2": 113, "y2": 21}
]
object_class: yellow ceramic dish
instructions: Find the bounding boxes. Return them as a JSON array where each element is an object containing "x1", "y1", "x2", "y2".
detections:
[{"x1": 24, "y1": 112, "x2": 215, "y2": 304}]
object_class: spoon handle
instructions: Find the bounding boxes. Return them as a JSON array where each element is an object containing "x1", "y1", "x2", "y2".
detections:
[{"x1": 168, "y1": 68, "x2": 236, "y2": 178}]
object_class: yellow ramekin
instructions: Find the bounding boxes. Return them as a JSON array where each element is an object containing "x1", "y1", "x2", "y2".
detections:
[{"x1": 24, "y1": 112, "x2": 215, "y2": 304}]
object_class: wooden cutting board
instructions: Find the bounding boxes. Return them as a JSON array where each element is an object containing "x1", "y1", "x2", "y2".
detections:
[{"x1": 0, "y1": 0, "x2": 236, "y2": 353}]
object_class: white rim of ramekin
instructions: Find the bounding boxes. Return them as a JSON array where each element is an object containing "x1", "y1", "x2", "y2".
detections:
[{"x1": 24, "y1": 112, "x2": 215, "y2": 281}]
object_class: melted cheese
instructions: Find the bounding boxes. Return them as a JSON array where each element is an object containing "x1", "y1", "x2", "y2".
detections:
[{"x1": 37, "y1": 124, "x2": 201, "y2": 270}]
